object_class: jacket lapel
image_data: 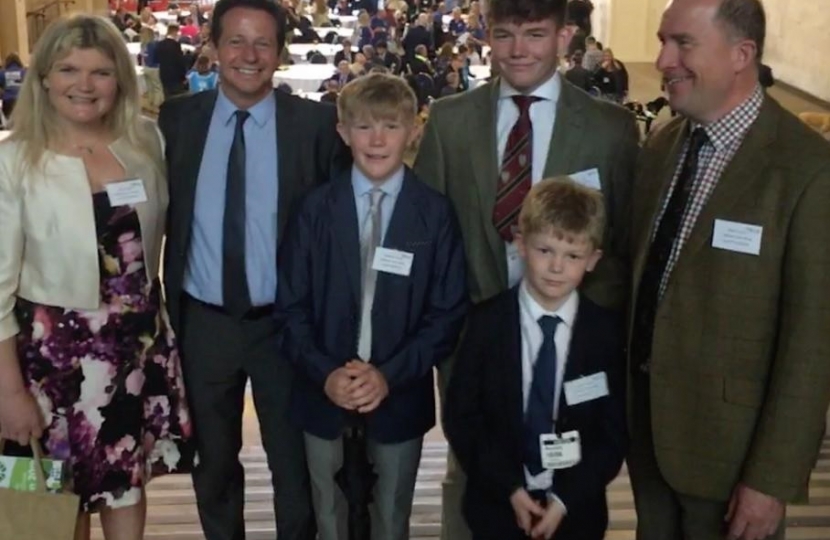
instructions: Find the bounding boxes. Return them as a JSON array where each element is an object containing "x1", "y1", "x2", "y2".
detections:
[
  {"x1": 557, "y1": 294, "x2": 592, "y2": 414},
  {"x1": 504, "y1": 288, "x2": 526, "y2": 444},
  {"x1": 470, "y1": 81, "x2": 508, "y2": 285},
  {"x1": 543, "y1": 81, "x2": 586, "y2": 177},
  {"x1": 175, "y1": 91, "x2": 216, "y2": 252},
  {"x1": 276, "y1": 90, "x2": 300, "y2": 243},
  {"x1": 666, "y1": 98, "x2": 779, "y2": 273},
  {"x1": 330, "y1": 171, "x2": 362, "y2": 307},
  {"x1": 382, "y1": 169, "x2": 425, "y2": 251}
]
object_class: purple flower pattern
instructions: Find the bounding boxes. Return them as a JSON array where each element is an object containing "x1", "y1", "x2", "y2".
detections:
[{"x1": 14, "y1": 192, "x2": 194, "y2": 512}]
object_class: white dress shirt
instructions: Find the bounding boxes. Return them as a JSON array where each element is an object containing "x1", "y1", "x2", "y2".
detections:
[
  {"x1": 496, "y1": 73, "x2": 562, "y2": 286},
  {"x1": 518, "y1": 281, "x2": 578, "y2": 492}
]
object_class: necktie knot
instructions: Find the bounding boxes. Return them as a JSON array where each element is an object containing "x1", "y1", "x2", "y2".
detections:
[
  {"x1": 234, "y1": 110, "x2": 250, "y2": 128},
  {"x1": 688, "y1": 127, "x2": 709, "y2": 155},
  {"x1": 512, "y1": 95, "x2": 541, "y2": 116},
  {"x1": 537, "y1": 315, "x2": 561, "y2": 336},
  {"x1": 368, "y1": 187, "x2": 385, "y2": 209}
]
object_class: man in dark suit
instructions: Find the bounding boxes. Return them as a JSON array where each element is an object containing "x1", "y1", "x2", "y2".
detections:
[
  {"x1": 565, "y1": 50, "x2": 592, "y2": 92},
  {"x1": 372, "y1": 41, "x2": 401, "y2": 73},
  {"x1": 155, "y1": 23, "x2": 189, "y2": 98},
  {"x1": 158, "y1": 1, "x2": 348, "y2": 540},
  {"x1": 402, "y1": 13, "x2": 433, "y2": 65},
  {"x1": 333, "y1": 38, "x2": 355, "y2": 66},
  {"x1": 414, "y1": 0, "x2": 638, "y2": 538},
  {"x1": 628, "y1": 1, "x2": 830, "y2": 539},
  {"x1": 445, "y1": 179, "x2": 626, "y2": 540}
]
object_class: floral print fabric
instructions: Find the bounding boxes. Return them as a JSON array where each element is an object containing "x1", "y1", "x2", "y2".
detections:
[{"x1": 14, "y1": 192, "x2": 194, "y2": 512}]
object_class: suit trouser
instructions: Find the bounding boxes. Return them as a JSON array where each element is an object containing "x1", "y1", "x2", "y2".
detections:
[
  {"x1": 627, "y1": 373, "x2": 786, "y2": 540},
  {"x1": 304, "y1": 432, "x2": 423, "y2": 540},
  {"x1": 180, "y1": 296, "x2": 316, "y2": 540}
]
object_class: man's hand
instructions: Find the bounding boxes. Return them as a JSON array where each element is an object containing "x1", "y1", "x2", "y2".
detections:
[
  {"x1": 0, "y1": 388, "x2": 44, "y2": 446},
  {"x1": 531, "y1": 497, "x2": 566, "y2": 540},
  {"x1": 725, "y1": 483, "x2": 784, "y2": 540},
  {"x1": 509, "y1": 488, "x2": 546, "y2": 536},
  {"x1": 345, "y1": 360, "x2": 389, "y2": 413},
  {"x1": 324, "y1": 367, "x2": 358, "y2": 409}
]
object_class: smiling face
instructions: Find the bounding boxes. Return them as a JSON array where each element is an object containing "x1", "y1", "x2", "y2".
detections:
[
  {"x1": 516, "y1": 229, "x2": 601, "y2": 311},
  {"x1": 489, "y1": 17, "x2": 563, "y2": 93},
  {"x1": 656, "y1": 0, "x2": 756, "y2": 124},
  {"x1": 337, "y1": 115, "x2": 418, "y2": 183},
  {"x1": 45, "y1": 47, "x2": 118, "y2": 130},
  {"x1": 215, "y1": 6, "x2": 281, "y2": 109}
]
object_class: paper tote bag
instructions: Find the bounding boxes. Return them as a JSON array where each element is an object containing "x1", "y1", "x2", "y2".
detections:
[{"x1": 0, "y1": 438, "x2": 79, "y2": 540}]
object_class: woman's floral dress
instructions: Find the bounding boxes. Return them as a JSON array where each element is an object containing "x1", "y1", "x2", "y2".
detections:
[{"x1": 14, "y1": 191, "x2": 193, "y2": 512}]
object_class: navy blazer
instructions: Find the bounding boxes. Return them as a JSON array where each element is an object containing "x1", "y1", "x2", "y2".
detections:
[
  {"x1": 275, "y1": 167, "x2": 468, "y2": 443},
  {"x1": 444, "y1": 288, "x2": 627, "y2": 540}
]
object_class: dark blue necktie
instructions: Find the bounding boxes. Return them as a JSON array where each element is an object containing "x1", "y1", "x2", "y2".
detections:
[
  {"x1": 523, "y1": 315, "x2": 561, "y2": 476},
  {"x1": 222, "y1": 110, "x2": 251, "y2": 318}
]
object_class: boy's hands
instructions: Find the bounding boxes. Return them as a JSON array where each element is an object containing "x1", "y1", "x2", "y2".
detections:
[
  {"x1": 531, "y1": 498, "x2": 566, "y2": 540},
  {"x1": 324, "y1": 361, "x2": 389, "y2": 413},
  {"x1": 509, "y1": 488, "x2": 546, "y2": 536},
  {"x1": 345, "y1": 360, "x2": 389, "y2": 413}
]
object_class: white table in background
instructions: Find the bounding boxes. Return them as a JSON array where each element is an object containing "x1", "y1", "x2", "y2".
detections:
[
  {"x1": 272, "y1": 64, "x2": 336, "y2": 93},
  {"x1": 330, "y1": 15, "x2": 358, "y2": 28},
  {"x1": 288, "y1": 43, "x2": 356, "y2": 64}
]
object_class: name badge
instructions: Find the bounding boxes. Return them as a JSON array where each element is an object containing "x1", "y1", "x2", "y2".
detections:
[
  {"x1": 105, "y1": 179, "x2": 147, "y2": 206},
  {"x1": 564, "y1": 372, "x2": 609, "y2": 406},
  {"x1": 712, "y1": 219, "x2": 763, "y2": 256},
  {"x1": 540, "y1": 430, "x2": 581, "y2": 470},
  {"x1": 569, "y1": 168, "x2": 601, "y2": 191},
  {"x1": 372, "y1": 247, "x2": 414, "y2": 276}
]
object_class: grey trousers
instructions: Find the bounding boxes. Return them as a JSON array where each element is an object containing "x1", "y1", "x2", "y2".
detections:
[
  {"x1": 628, "y1": 374, "x2": 786, "y2": 540},
  {"x1": 304, "y1": 432, "x2": 423, "y2": 540}
]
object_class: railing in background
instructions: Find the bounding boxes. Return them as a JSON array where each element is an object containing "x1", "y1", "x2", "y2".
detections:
[{"x1": 26, "y1": 0, "x2": 76, "y2": 49}]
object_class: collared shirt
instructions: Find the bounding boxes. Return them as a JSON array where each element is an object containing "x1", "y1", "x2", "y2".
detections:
[
  {"x1": 518, "y1": 281, "x2": 578, "y2": 492},
  {"x1": 352, "y1": 164, "x2": 405, "y2": 244},
  {"x1": 497, "y1": 73, "x2": 562, "y2": 287},
  {"x1": 185, "y1": 88, "x2": 280, "y2": 307},
  {"x1": 654, "y1": 85, "x2": 764, "y2": 296}
]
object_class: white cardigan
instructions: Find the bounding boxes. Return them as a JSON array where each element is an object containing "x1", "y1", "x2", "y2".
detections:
[{"x1": 0, "y1": 118, "x2": 167, "y2": 341}]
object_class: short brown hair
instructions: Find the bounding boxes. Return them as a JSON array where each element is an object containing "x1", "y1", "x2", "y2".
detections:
[
  {"x1": 487, "y1": 0, "x2": 567, "y2": 27},
  {"x1": 337, "y1": 72, "x2": 417, "y2": 125},
  {"x1": 715, "y1": 0, "x2": 766, "y2": 62},
  {"x1": 519, "y1": 177, "x2": 605, "y2": 248}
]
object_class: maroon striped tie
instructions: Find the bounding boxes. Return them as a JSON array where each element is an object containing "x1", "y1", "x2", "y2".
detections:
[{"x1": 493, "y1": 95, "x2": 541, "y2": 242}]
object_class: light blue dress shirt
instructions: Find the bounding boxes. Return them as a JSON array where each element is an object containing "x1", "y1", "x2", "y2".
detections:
[
  {"x1": 184, "y1": 88, "x2": 280, "y2": 307},
  {"x1": 351, "y1": 165, "x2": 404, "y2": 245}
]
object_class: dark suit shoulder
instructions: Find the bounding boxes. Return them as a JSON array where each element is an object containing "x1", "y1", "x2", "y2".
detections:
[
  {"x1": 766, "y1": 97, "x2": 830, "y2": 172},
  {"x1": 469, "y1": 287, "x2": 517, "y2": 321},
  {"x1": 576, "y1": 293, "x2": 623, "y2": 334},
  {"x1": 159, "y1": 89, "x2": 216, "y2": 124}
]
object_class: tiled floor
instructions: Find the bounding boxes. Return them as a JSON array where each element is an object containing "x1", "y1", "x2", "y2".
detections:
[{"x1": 92, "y1": 64, "x2": 830, "y2": 539}]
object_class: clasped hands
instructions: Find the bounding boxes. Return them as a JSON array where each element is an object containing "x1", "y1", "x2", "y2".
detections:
[
  {"x1": 324, "y1": 360, "x2": 389, "y2": 413},
  {"x1": 510, "y1": 487, "x2": 566, "y2": 540}
]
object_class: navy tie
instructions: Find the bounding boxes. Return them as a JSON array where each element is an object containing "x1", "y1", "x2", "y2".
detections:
[
  {"x1": 222, "y1": 110, "x2": 251, "y2": 318},
  {"x1": 523, "y1": 315, "x2": 561, "y2": 476}
]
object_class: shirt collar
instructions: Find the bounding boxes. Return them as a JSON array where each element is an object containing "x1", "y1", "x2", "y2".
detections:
[
  {"x1": 499, "y1": 71, "x2": 562, "y2": 106},
  {"x1": 351, "y1": 164, "x2": 405, "y2": 200},
  {"x1": 216, "y1": 87, "x2": 276, "y2": 129},
  {"x1": 691, "y1": 85, "x2": 764, "y2": 152},
  {"x1": 518, "y1": 280, "x2": 579, "y2": 330}
]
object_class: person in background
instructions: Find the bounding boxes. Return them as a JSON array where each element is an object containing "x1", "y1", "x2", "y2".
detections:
[
  {"x1": 180, "y1": 16, "x2": 201, "y2": 42},
  {"x1": 320, "y1": 78, "x2": 340, "y2": 103},
  {"x1": 592, "y1": 48, "x2": 627, "y2": 102},
  {"x1": 439, "y1": 70, "x2": 461, "y2": 97},
  {"x1": 155, "y1": 23, "x2": 189, "y2": 98},
  {"x1": 334, "y1": 59, "x2": 357, "y2": 88},
  {"x1": 313, "y1": 0, "x2": 331, "y2": 27},
  {"x1": 565, "y1": 50, "x2": 592, "y2": 92},
  {"x1": 350, "y1": 52, "x2": 368, "y2": 76},
  {"x1": 334, "y1": 38, "x2": 355, "y2": 66},
  {"x1": 0, "y1": 53, "x2": 26, "y2": 119},
  {"x1": 187, "y1": 54, "x2": 219, "y2": 93},
  {"x1": 353, "y1": 10, "x2": 373, "y2": 49},
  {"x1": 0, "y1": 15, "x2": 192, "y2": 540},
  {"x1": 583, "y1": 36, "x2": 603, "y2": 72},
  {"x1": 448, "y1": 7, "x2": 467, "y2": 42}
]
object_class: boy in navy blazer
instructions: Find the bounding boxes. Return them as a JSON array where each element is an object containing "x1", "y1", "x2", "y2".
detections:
[
  {"x1": 445, "y1": 178, "x2": 627, "y2": 540},
  {"x1": 275, "y1": 73, "x2": 468, "y2": 540}
]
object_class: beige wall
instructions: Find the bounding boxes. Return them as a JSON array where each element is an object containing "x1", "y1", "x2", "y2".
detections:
[
  {"x1": 607, "y1": 0, "x2": 830, "y2": 103},
  {"x1": 0, "y1": 0, "x2": 30, "y2": 63}
]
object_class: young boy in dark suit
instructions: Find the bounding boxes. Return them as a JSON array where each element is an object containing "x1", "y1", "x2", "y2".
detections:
[
  {"x1": 445, "y1": 178, "x2": 626, "y2": 540},
  {"x1": 275, "y1": 73, "x2": 468, "y2": 540}
]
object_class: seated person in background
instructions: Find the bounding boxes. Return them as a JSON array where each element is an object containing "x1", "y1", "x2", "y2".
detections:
[
  {"x1": 445, "y1": 178, "x2": 627, "y2": 540},
  {"x1": 372, "y1": 41, "x2": 401, "y2": 73},
  {"x1": 435, "y1": 53, "x2": 465, "y2": 93},
  {"x1": 591, "y1": 48, "x2": 628, "y2": 102},
  {"x1": 456, "y1": 44, "x2": 472, "y2": 87},
  {"x1": 439, "y1": 71, "x2": 461, "y2": 97},
  {"x1": 313, "y1": 0, "x2": 331, "y2": 27},
  {"x1": 565, "y1": 50, "x2": 592, "y2": 92},
  {"x1": 320, "y1": 78, "x2": 340, "y2": 104},
  {"x1": 350, "y1": 53, "x2": 368, "y2": 76},
  {"x1": 362, "y1": 44, "x2": 376, "y2": 65},
  {"x1": 275, "y1": 72, "x2": 467, "y2": 540},
  {"x1": 408, "y1": 44, "x2": 433, "y2": 75},
  {"x1": 180, "y1": 16, "x2": 200, "y2": 41},
  {"x1": 187, "y1": 55, "x2": 219, "y2": 93},
  {"x1": 333, "y1": 59, "x2": 357, "y2": 87},
  {"x1": 448, "y1": 7, "x2": 467, "y2": 41},
  {"x1": 370, "y1": 10, "x2": 389, "y2": 45},
  {"x1": 334, "y1": 39, "x2": 355, "y2": 65}
]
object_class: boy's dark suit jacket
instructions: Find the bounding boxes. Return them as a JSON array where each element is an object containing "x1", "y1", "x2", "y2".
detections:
[
  {"x1": 444, "y1": 288, "x2": 627, "y2": 540},
  {"x1": 275, "y1": 168, "x2": 469, "y2": 444}
]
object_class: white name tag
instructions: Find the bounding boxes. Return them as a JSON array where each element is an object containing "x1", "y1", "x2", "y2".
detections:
[
  {"x1": 711, "y1": 219, "x2": 762, "y2": 256},
  {"x1": 372, "y1": 247, "x2": 414, "y2": 276},
  {"x1": 569, "y1": 168, "x2": 601, "y2": 190},
  {"x1": 540, "y1": 430, "x2": 581, "y2": 470},
  {"x1": 564, "y1": 372, "x2": 609, "y2": 406},
  {"x1": 105, "y1": 179, "x2": 147, "y2": 206}
]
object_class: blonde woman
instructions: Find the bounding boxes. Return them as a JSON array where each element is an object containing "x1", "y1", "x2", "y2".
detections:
[
  {"x1": 312, "y1": 0, "x2": 330, "y2": 27},
  {"x1": 0, "y1": 15, "x2": 192, "y2": 540}
]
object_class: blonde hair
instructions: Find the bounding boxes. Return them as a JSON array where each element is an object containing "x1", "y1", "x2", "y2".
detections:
[
  {"x1": 337, "y1": 72, "x2": 417, "y2": 125},
  {"x1": 519, "y1": 177, "x2": 605, "y2": 248},
  {"x1": 8, "y1": 14, "x2": 156, "y2": 172}
]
